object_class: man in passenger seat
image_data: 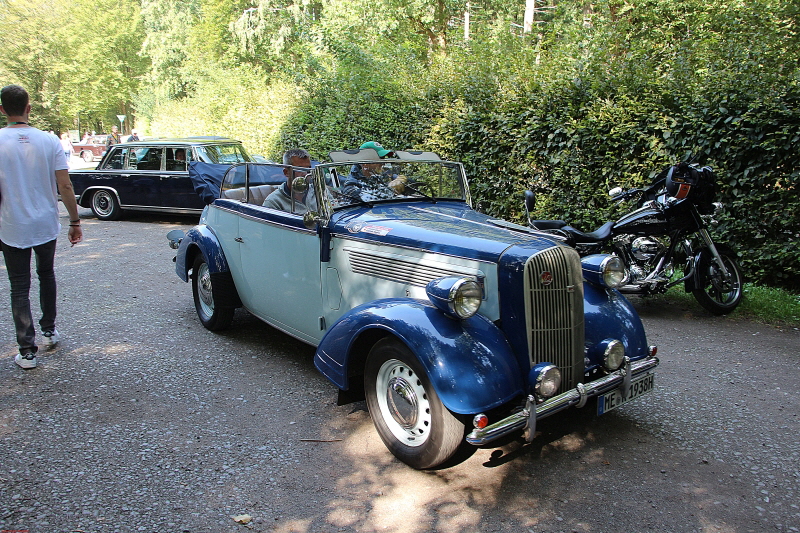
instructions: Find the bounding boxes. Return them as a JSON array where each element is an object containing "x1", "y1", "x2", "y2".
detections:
[{"x1": 262, "y1": 149, "x2": 313, "y2": 215}]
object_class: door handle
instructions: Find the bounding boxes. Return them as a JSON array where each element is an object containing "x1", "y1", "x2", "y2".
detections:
[{"x1": 234, "y1": 237, "x2": 244, "y2": 243}]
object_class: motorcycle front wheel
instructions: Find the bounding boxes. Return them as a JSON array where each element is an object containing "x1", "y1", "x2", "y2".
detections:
[{"x1": 692, "y1": 249, "x2": 743, "y2": 315}]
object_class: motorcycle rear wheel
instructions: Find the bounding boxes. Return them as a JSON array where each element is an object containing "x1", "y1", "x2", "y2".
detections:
[{"x1": 692, "y1": 250, "x2": 743, "y2": 315}]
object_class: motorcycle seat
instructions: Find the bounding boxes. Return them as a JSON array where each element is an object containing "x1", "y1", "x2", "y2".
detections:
[
  {"x1": 560, "y1": 220, "x2": 615, "y2": 244},
  {"x1": 530, "y1": 220, "x2": 569, "y2": 231}
]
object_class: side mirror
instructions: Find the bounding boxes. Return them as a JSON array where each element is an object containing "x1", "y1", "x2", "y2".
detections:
[{"x1": 523, "y1": 190, "x2": 536, "y2": 223}]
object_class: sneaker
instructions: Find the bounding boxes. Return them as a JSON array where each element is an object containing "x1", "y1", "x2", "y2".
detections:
[
  {"x1": 43, "y1": 329, "x2": 60, "y2": 348},
  {"x1": 15, "y1": 352, "x2": 37, "y2": 369}
]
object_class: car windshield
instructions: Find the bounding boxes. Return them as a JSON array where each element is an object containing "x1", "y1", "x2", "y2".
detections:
[
  {"x1": 196, "y1": 144, "x2": 251, "y2": 164},
  {"x1": 316, "y1": 160, "x2": 468, "y2": 210}
]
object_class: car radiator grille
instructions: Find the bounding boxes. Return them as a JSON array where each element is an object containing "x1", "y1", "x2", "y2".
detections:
[{"x1": 524, "y1": 246, "x2": 585, "y2": 391}]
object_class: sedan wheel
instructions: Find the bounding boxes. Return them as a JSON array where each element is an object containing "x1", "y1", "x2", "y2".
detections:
[
  {"x1": 90, "y1": 189, "x2": 122, "y2": 221},
  {"x1": 364, "y1": 338, "x2": 465, "y2": 469}
]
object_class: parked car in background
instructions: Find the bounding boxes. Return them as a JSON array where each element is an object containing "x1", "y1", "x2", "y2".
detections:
[
  {"x1": 167, "y1": 148, "x2": 660, "y2": 469},
  {"x1": 72, "y1": 134, "x2": 109, "y2": 162},
  {"x1": 69, "y1": 137, "x2": 254, "y2": 220}
]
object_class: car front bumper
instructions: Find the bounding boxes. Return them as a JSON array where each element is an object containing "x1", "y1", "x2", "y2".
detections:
[{"x1": 465, "y1": 356, "x2": 660, "y2": 445}]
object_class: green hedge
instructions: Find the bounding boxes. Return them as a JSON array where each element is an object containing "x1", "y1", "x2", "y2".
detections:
[{"x1": 276, "y1": 61, "x2": 798, "y2": 291}]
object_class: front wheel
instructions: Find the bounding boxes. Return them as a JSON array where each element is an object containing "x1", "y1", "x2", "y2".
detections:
[
  {"x1": 192, "y1": 255, "x2": 234, "y2": 331},
  {"x1": 692, "y1": 248, "x2": 743, "y2": 315},
  {"x1": 90, "y1": 189, "x2": 122, "y2": 220},
  {"x1": 82, "y1": 151, "x2": 94, "y2": 163},
  {"x1": 364, "y1": 338, "x2": 465, "y2": 469}
]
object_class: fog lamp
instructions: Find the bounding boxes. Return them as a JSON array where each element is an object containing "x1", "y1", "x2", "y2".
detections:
[
  {"x1": 531, "y1": 363, "x2": 561, "y2": 399},
  {"x1": 603, "y1": 339, "x2": 625, "y2": 371}
]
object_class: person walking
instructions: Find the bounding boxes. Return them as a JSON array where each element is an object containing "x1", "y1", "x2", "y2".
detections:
[
  {"x1": 106, "y1": 125, "x2": 120, "y2": 148},
  {"x1": 59, "y1": 132, "x2": 73, "y2": 165},
  {"x1": 0, "y1": 84, "x2": 83, "y2": 369}
]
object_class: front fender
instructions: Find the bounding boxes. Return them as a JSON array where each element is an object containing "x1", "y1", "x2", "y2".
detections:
[
  {"x1": 315, "y1": 298, "x2": 524, "y2": 415},
  {"x1": 684, "y1": 243, "x2": 736, "y2": 292},
  {"x1": 175, "y1": 225, "x2": 230, "y2": 282},
  {"x1": 583, "y1": 283, "x2": 649, "y2": 362}
]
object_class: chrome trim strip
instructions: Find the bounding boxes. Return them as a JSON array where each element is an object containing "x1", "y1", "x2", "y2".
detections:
[
  {"x1": 212, "y1": 204, "x2": 316, "y2": 234},
  {"x1": 120, "y1": 205, "x2": 202, "y2": 215},
  {"x1": 465, "y1": 356, "x2": 660, "y2": 446}
]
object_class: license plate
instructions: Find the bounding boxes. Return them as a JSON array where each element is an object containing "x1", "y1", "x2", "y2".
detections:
[{"x1": 597, "y1": 373, "x2": 655, "y2": 415}]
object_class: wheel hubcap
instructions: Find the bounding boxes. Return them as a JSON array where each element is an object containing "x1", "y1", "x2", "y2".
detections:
[
  {"x1": 387, "y1": 377, "x2": 418, "y2": 429},
  {"x1": 196, "y1": 263, "x2": 214, "y2": 316},
  {"x1": 375, "y1": 359, "x2": 431, "y2": 447},
  {"x1": 94, "y1": 192, "x2": 111, "y2": 215}
]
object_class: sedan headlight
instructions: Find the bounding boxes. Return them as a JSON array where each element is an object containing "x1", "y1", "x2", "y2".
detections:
[
  {"x1": 581, "y1": 254, "x2": 628, "y2": 289},
  {"x1": 426, "y1": 276, "x2": 482, "y2": 319}
]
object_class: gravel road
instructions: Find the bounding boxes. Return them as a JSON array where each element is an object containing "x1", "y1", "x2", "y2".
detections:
[{"x1": 1, "y1": 208, "x2": 798, "y2": 533}]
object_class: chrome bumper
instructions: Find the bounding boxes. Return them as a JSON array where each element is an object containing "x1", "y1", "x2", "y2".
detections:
[{"x1": 465, "y1": 356, "x2": 660, "y2": 446}]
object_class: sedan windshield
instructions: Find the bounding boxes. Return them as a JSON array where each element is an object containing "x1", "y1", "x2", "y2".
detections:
[{"x1": 317, "y1": 160, "x2": 468, "y2": 209}]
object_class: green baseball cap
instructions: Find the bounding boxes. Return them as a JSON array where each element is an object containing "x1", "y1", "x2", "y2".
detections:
[{"x1": 359, "y1": 141, "x2": 394, "y2": 158}]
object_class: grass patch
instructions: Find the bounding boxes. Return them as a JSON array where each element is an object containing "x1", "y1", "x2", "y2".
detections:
[{"x1": 664, "y1": 283, "x2": 800, "y2": 327}]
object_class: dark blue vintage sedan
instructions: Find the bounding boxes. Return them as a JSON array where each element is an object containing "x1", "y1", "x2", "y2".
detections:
[
  {"x1": 168, "y1": 148, "x2": 659, "y2": 469},
  {"x1": 69, "y1": 137, "x2": 253, "y2": 220}
]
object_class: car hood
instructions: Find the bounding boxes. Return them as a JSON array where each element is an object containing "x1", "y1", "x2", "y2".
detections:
[{"x1": 329, "y1": 201, "x2": 564, "y2": 263}]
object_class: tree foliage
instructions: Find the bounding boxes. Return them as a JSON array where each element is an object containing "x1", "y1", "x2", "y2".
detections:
[
  {"x1": 0, "y1": 0, "x2": 797, "y2": 289},
  {"x1": 0, "y1": 0, "x2": 147, "y2": 133}
]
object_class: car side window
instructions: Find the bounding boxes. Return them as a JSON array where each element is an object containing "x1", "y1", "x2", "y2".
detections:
[
  {"x1": 101, "y1": 147, "x2": 126, "y2": 170},
  {"x1": 166, "y1": 147, "x2": 192, "y2": 171},
  {"x1": 132, "y1": 147, "x2": 164, "y2": 171}
]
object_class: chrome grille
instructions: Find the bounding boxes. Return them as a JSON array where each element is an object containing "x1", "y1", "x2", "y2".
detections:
[
  {"x1": 524, "y1": 246, "x2": 585, "y2": 390},
  {"x1": 346, "y1": 248, "x2": 479, "y2": 287}
]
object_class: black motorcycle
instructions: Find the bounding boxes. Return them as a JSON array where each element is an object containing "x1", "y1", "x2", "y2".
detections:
[{"x1": 524, "y1": 163, "x2": 743, "y2": 315}]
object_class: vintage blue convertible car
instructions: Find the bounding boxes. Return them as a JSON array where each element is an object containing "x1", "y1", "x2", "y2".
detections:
[{"x1": 168, "y1": 149, "x2": 659, "y2": 469}]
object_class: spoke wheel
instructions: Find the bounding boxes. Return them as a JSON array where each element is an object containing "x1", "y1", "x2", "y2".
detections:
[
  {"x1": 82, "y1": 151, "x2": 94, "y2": 163},
  {"x1": 365, "y1": 338, "x2": 464, "y2": 469},
  {"x1": 90, "y1": 189, "x2": 122, "y2": 220},
  {"x1": 692, "y1": 250, "x2": 743, "y2": 315},
  {"x1": 192, "y1": 255, "x2": 234, "y2": 331}
]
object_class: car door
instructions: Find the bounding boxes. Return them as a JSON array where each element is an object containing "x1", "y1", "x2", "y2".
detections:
[
  {"x1": 158, "y1": 146, "x2": 205, "y2": 209},
  {"x1": 238, "y1": 210, "x2": 323, "y2": 344},
  {"x1": 93, "y1": 146, "x2": 153, "y2": 207},
  {"x1": 122, "y1": 146, "x2": 164, "y2": 207}
]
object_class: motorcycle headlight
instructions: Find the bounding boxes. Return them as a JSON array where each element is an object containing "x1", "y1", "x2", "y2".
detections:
[
  {"x1": 530, "y1": 363, "x2": 561, "y2": 399},
  {"x1": 426, "y1": 276, "x2": 482, "y2": 319},
  {"x1": 581, "y1": 254, "x2": 628, "y2": 289}
]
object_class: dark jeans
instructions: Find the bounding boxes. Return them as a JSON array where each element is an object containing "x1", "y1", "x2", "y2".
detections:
[{"x1": 1, "y1": 239, "x2": 57, "y2": 354}]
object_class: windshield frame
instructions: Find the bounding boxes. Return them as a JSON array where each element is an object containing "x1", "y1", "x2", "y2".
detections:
[{"x1": 310, "y1": 158, "x2": 471, "y2": 219}]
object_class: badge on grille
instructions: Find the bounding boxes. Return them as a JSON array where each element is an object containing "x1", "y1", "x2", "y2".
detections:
[{"x1": 540, "y1": 271, "x2": 554, "y2": 286}]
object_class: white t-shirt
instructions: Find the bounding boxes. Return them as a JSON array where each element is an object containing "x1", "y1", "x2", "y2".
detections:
[{"x1": 0, "y1": 126, "x2": 68, "y2": 248}]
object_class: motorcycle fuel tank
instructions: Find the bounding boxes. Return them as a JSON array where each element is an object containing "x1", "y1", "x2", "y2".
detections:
[{"x1": 613, "y1": 204, "x2": 669, "y2": 236}]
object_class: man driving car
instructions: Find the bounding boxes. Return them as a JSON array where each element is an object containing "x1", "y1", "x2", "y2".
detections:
[{"x1": 262, "y1": 149, "x2": 314, "y2": 215}]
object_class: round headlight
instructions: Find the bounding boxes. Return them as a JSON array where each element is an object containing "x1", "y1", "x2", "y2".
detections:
[
  {"x1": 426, "y1": 277, "x2": 483, "y2": 320},
  {"x1": 603, "y1": 339, "x2": 625, "y2": 371},
  {"x1": 450, "y1": 279, "x2": 482, "y2": 319},
  {"x1": 534, "y1": 364, "x2": 562, "y2": 399},
  {"x1": 601, "y1": 255, "x2": 627, "y2": 288}
]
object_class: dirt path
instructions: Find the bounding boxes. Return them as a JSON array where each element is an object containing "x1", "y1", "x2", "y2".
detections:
[{"x1": 1, "y1": 211, "x2": 798, "y2": 533}]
